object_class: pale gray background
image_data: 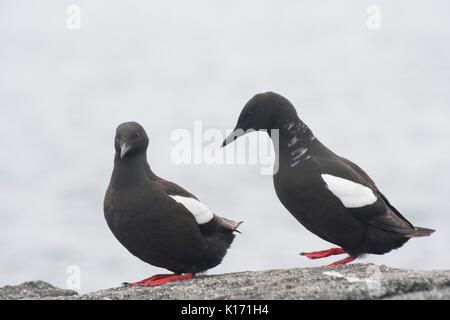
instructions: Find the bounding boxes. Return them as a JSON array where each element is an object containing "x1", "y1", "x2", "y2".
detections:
[{"x1": 0, "y1": 1, "x2": 449, "y2": 293}]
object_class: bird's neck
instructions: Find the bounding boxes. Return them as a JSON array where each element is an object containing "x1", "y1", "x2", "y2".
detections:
[
  {"x1": 271, "y1": 118, "x2": 317, "y2": 167},
  {"x1": 111, "y1": 152, "x2": 157, "y2": 186}
]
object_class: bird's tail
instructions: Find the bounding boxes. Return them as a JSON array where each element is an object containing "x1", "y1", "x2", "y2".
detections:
[
  {"x1": 216, "y1": 215, "x2": 243, "y2": 233},
  {"x1": 405, "y1": 227, "x2": 435, "y2": 238}
]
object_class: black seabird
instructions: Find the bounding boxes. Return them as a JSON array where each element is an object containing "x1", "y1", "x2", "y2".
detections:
[
  {"x1": 104, "y1": 122, "x2": 242, "y2": 285},
  {"x1": 222, "y1": 92, "x2": 434, "y2": 267}
]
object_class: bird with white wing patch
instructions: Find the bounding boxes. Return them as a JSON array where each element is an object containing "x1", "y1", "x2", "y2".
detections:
[
  {"x1": 104, "y1": 122, "x2": 242, "y2": 286},
  {"x1": 222, "y1": 92, "x2": 434, "y2": 267}
]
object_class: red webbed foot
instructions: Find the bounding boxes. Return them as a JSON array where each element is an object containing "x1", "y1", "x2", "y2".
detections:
[
  {"x1": 300, "y1": 247, "x2": 356, "y2": 267},
  {"x1": 300, "y1": 247, "x2": 345, "y2": 259},
  {"x1": 124, "y1": 273, "x2": 194, "y2": 286},
  {"x1": 320, "y1": 255, "x2": 356, "y2": 268}
]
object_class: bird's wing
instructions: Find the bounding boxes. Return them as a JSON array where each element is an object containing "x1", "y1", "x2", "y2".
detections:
[
  {"x1": 370, "y1": 192, "x2": 415, "y2": 233},
  {"x1": 157, "y1": 179, "x2": 241, "y2": 231},
  {"x1": 156, "y1": 178, "x2": 213, "y2": 224},
  {"x1": 315, "y1": 155, "x2": 415, "y2": 234},
  {"x1": 337, "y1": 156, "x2": 415, "y2": 231}
]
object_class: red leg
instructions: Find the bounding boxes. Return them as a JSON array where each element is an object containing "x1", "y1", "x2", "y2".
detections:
[
  {"x1": 125, "y1": 273, "x2": 194, "y2": 286},
  {"x1": 147, "y1": 273, "x2": 193, "y2": 286},
  {"x1": 320, "y1": 255, "x2": 356, "y2": 268},
  {"x1": 124, "y1": 273, "x2": 175, "y2": 286},
  {"x1": 300, "y1": 247, "x2": 345, "y2": 259}
]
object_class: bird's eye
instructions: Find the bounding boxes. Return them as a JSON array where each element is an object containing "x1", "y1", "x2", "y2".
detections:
[
  {"x1": 246, "y1": 111, "x2": 253, "y2": 118},
  {"x1": 135, "y1": 132, "x2": 140, "y2": 138}
]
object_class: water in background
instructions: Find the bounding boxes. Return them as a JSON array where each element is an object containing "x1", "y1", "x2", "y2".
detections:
[{"x1": 0, "y1": 0, "x2": 449, "y2": 293}]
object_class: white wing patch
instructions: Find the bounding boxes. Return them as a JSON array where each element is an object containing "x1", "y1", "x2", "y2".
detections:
[
  {"x1": 169, "y1": 195, "x2": 214, "y2": 224},
  {"x1": 321, "y1": 174, "x2": 377, "y2": 208}
]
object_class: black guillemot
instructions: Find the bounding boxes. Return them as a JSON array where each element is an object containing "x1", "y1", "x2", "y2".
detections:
[
  {"x1": 222, "y1": 92, "x2": 434, "y2": 267},
  {"x1": 104, "y1": 122, "x2": 242, "y2": 285}
]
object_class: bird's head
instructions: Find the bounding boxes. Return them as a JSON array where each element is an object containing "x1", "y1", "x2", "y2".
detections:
[
  {"x1": 114, "y1": 122, "x2": 149, "y2": 159},
  {"x1": 222, "y1": 92, "x2": 298, "y2": 147}
]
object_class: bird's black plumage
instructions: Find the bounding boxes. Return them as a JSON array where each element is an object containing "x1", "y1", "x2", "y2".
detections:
[
  {"x1": 223, "y1": 92, "x2": 434, "y2": 261},
  {"x1": 104, "y1": 122, "x2": 241, "y2": 277}
]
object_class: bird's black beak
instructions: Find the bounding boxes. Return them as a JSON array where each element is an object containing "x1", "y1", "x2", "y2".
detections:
[
  {"x1": 222, "y1": 128, "x2": 245, "y2": 148},
  {"x1": 120, "y1": 143, "x2": 132, "y2": 159}
]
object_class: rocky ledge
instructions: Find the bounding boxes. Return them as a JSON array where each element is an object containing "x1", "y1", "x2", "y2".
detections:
[{"x1": 1, "y1": 264, "x2": 449, "y2": 300}]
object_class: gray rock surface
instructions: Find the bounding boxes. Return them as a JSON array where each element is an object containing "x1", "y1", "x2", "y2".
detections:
[
  {"x1": 1, "y1": 264, "x2": 449, "y2": 300},
  {"x1": 0, "y1": 280, "x2": 78, "y2": 300}
]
